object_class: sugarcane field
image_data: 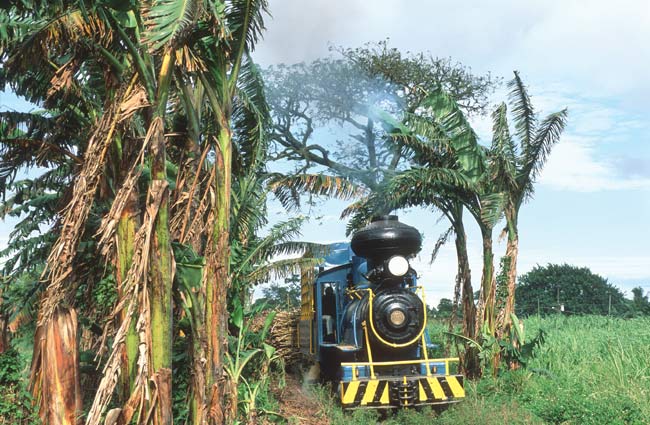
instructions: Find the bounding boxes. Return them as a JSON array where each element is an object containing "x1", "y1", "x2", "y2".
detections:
[{"x1": 0, "y1": 1, "x2": 649, "y2": 424}]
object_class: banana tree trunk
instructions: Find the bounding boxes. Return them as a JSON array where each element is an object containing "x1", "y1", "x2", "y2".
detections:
[
  {"x1": 189, "y1": 320, "x2": 207, "y2": 425},
  {"x1": 476, "y1": 227, "x2": 496, "y2": 338},
  {"x1": 149, "y1": 117, "x2": 173, "y2": 425},
  {"x1": 146, "y1": 51, "x2": 176, "y2": 425},
  {"x1": 31, "y1": 307, "x2": 82, "y2": 425},
  {"x1": 453, "y1": 223, "x2": 479, "y2": 377},
  {"x1": 500, "y1": 208, "x2": 519, "y2": 341},
  {"x1": 0, "y1": 313, "x2": 7, "y2": 354},
  {"x1": 446, "y1": 255, "x2": 461, "y2": 357},
  {"x1": 0, "y1": 288, "x2": 7, "y2": 354},
  {"x1": 206, "y1": 125, "x2": 232, "y2": 424},
  {"x1": 116, "y1": 189, "x2": 139, "y2": 401}
]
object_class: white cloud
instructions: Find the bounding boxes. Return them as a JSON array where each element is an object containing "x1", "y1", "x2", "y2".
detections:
[
  {"x1": 534, "y1": 89, "x2": 650, "y2": 192},
  {"x1": 259, "y1": 1, "x2": 650, "y2": 193},
  {"x1": 540, "y1": 135, "x2": 650, "y2": 191},
  {"x1": 256, "y1": 0, "x2": 650, "y2": 105}
]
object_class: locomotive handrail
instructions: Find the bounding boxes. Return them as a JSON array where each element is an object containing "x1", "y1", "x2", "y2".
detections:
[
  {"x1": 341, "y1": 357, "x2": 460, "y2": 378},
  {"x1": 341, "y1": 357, "x2": 459, "y2": 367},
  {"x1": 359, "y1": 286, "x2": 428, "y2": 348}
]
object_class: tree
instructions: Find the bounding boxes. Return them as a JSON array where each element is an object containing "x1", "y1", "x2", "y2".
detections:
[
  {"x1": 254, "y1": 275, "x2": 301, "y2": 310},
  {"x1": 436, "y1": 298, "x2": 455, "y2": 318},
  {"x1": 630, "y1": 287, "x2": 650, "y2": 315},
  {"x1": 490, "y1": 72, "x2": 568, "y2": 336},
  {"x1": 351, "y1": 87, "x2": 506, "y2": 376},
  {"x1": 266, "y1": 40, "x2": 498, "y2": 192},
  {"x1": 0, "y1": 1, "x2": 272, "y2": 423},
  {"x1": 516, "y1": 264, "x2": 628, "y2": 316}
]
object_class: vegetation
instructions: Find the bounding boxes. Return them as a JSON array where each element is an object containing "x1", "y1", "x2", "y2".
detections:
[
  {"x1": 0, "y1": 0, "x2": 641, "y2": 423},
  {"x1": 265, "y1": 40, "x2": 498, "y2": 193},
  {"x1": 310, "y1": 315, "x2": 650, "y2": 425},
  {"x1": 516, "y1": 264, "x2": 630, "y2": 316},
  {"x1": 253, "y1": 275, "x2": 302, "y2": 311}
]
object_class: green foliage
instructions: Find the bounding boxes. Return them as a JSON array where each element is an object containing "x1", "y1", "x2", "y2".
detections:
[
  {"x1": 0, "y1": 348, "x2": 38, "y2": 424},
  {"x1": 311, "y1": 316, "x2": 650, "y2": 425},
  {"x1": 225, "y1": 308, "x2": 284, "y2": 423},
  {"x1": 93, "y1": 273, "x2": 117, "y2": 310},
  {"x1": 517, "y1": 315, "x2": 650, "y2": 424},
  {"x1": 516, "y1": 263, "x2": 629, "y2": 316},
  {"x1": 172, "y1": 335, "x2": 191, "y2": 424},
  {"x1": 253, "y1": 275, "x2": 301, "y2": 311},
  {"x1": 631, "y1": 286, "x2": 650, "y2": 315},
  {"x1": 266, "y1": 40, "x2": 497, "y2": 192},
  {"x1": 435, "y1": 298, "x2": 456, "y2": 318}
]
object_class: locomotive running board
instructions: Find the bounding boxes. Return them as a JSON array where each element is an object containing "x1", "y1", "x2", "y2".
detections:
[{"x1": 339, "y1": 375, "x2": 465, "y2": 409}]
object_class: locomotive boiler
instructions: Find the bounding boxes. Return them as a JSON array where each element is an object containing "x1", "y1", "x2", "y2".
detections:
[{"x1": 296, "y1": 215, "x2": 465, "y2": 409}]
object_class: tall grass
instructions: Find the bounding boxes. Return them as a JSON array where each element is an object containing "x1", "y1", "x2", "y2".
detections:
[
  {"x1": 511, "y1": 315, "x2": 650, "y2": 424},
  {"x1": 314, "y1": 315, "x2": 650, "y2": 424}
]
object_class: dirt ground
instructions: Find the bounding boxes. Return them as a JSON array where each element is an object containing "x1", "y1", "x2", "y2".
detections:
[{"x1": 272, "y1": 373, "x2": 330, "y2": 425}]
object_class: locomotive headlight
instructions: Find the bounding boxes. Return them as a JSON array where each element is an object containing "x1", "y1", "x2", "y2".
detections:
[
  {"x1": 389, "y1": 309, "x2": 406, "y2": 326},
  {"x1": 387, "y1": 255, "x2": 409, "y2": 276}
]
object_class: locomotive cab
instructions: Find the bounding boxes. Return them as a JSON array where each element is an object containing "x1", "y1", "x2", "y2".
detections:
[{"x1": 297, "y1": 217, "x2": 465, "y2": 409}]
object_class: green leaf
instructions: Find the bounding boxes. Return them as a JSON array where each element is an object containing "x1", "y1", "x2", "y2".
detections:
[
  {"x1": 172, "y1": 242, "x2": 205, "y2": 291},
  {"x1": 143, "y1": 0, "x2": 198, "y2": 51},
  {"x1": 263, "y1": 342, "x2": 275, "y2": 359},
  {"x1": 232, "y1": 303, "x2": 244, "y2": 329},
  {"x1": 260, "y1": 311, "x2": 276, "y2": 341}
]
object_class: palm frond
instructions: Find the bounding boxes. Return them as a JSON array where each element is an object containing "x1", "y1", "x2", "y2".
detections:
[
  {"x1": 142, "y1": 0, "x2": 200, "y2": 51},
  {"x1": 6, "y1": 8, "x2": 111, "y2": 68},
  {"x1": 232, "y1": 54, "x2": 269, "y2": 172},
  {"x1": 396, "y1": 115, "x2": 452, "y2": 166},
  {"x1": 226, "y1": 0, "x2": 269, "y2": 57},
  {"x1": 243, "y1": 257, "x2": 321, "y2": 286},
  {"x1": 388, "y1": 167, "x2": 474, "y2": 197},
  {"x1": 520, "y1": 109, "x2": 568, "y2": 198},
  {"x1": 418, "y1": 89, "x2": 486, "y2": 180},
  {"x1": 489, "y1": 103, "x2": 518, "y2": 191},
  {"x1": 430, "y1": 226, "x2": 454, "y2": 264},
  {"x1": 479, "y1": 192, "x2": 506, "y2": 228},
  {"x1": 344, "y1": 196, "x2": 376, "y2": 236},
  {"x1": 233, "y1": 217, "x2": 305, "y2": 274},
  {"x1": 231, "y1": 173, "x2": 268, "y2": 243},
  {"x1": 344, "y1": 166, "x2": 472, "y2": 236},
  {"x1": 507, "y1": 71, "x2": 536, "y2": 153},
  {"x1": 490, "y1": 103, "x2": 516, "y2": 165},
  {"x1": 268, "y1": 173, "x2": 362, "y2": 211}
]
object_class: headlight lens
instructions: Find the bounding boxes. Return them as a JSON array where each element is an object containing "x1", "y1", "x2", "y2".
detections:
[
  {"x1": 387, "y1": 255, "x2": 409, "y2": 276},
  {"x1": 389, "y1": 309, "x2": 406, "y2": 326}
]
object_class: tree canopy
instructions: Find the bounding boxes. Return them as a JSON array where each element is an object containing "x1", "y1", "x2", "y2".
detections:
[
  {"x1": 265, "y1": 40, "x2": 499, "y2": 191},
  {"x1": 516, "y1": 264, "x2": 628, "y2": 316}
]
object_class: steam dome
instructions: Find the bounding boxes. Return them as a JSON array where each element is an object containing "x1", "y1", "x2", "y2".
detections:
[{"x1": 351, "y1": 215, "x2": 422, "y2": 267}]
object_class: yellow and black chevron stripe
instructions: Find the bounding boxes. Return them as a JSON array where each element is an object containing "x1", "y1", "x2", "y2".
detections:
[{"x1": 340, "y1": 375, "x2": 465, "y2": 408}]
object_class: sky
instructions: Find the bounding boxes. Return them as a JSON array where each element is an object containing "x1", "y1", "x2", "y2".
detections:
[
  {"x1": 0, "y1": 1, "x2": 648, "y2": 308},
  {"x1": 252, "y1": 0, "x2": 650, "y2": 306}
]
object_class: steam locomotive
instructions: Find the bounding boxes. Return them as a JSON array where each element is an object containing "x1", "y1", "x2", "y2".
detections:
[{"x1": 297, "y1": 215, "x2": 465, "y2": 409}]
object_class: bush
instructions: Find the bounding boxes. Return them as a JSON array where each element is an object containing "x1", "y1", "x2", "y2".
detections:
[{"x1": 0, "y1": 348, "x2": 37, "y2": 424}]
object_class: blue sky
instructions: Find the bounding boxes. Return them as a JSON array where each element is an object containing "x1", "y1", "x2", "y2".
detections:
[
  {"x1": 252, "y1": 0, "x2": 650, "y2": 305},
  {"x1": 0, "y1": 1, "x2": 648, "y2": 307}
]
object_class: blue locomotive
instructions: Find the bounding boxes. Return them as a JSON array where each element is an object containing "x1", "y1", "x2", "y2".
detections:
[{"x1": 297, "y1": 215, "x2": 465, "y2": 409}]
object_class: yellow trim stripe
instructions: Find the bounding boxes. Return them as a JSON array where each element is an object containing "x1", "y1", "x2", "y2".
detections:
[
  {"x1": 342, "y1": 381, "x2": 360, "y2": 404},
  {"x1": 427, "y1": 377, "x2": 447, "y2": 400},
  {"x1": 380, "y1": 383, "x2": 389, "y2": 404},
  {"x1": 361, "y1": 380, "x2": 378, "y2": 405},
  {"x1": 341, "y1": 357, "x2": 459, "y2": 367},
  {"x1": 446, "y1": 376, "x2": 465, "y2": 398},
  {"x1": 419, "y1": 381, "x2": 427, "y2": 401},
  {"x1": 340, "y1": 375, "x2": 464, "y2": 407}
]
